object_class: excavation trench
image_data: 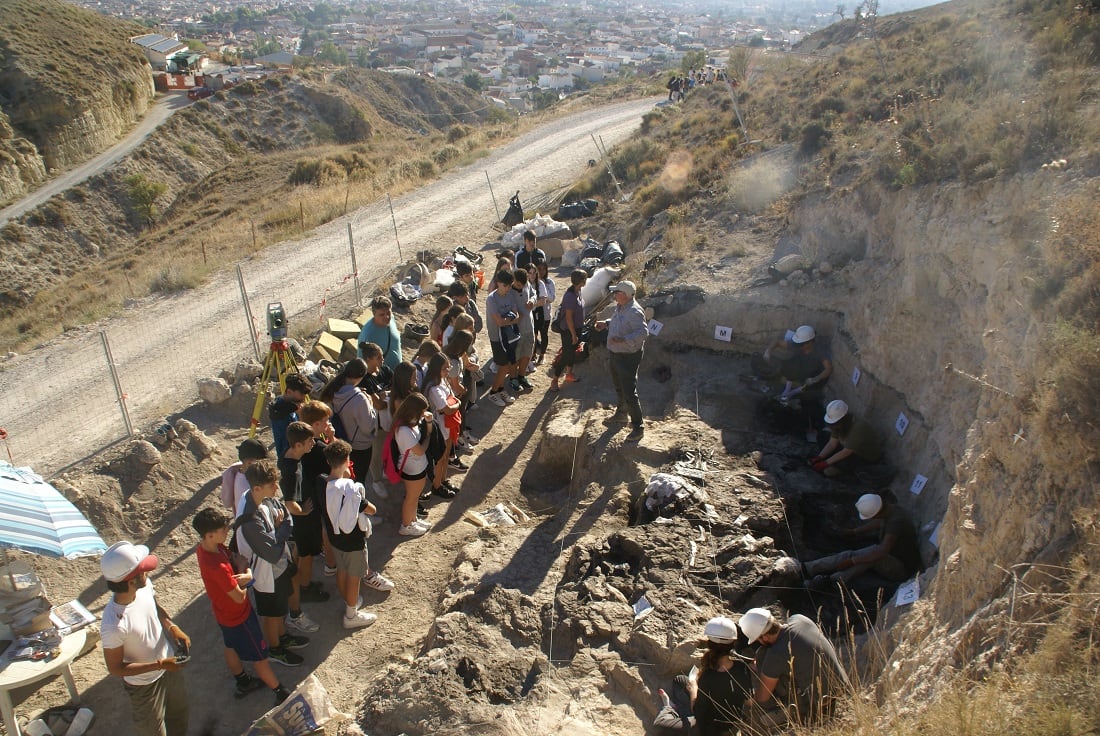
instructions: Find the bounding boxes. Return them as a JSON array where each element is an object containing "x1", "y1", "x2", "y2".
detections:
[{"x1": 360, "y1": 290, "x2": 945, "y2": 735}]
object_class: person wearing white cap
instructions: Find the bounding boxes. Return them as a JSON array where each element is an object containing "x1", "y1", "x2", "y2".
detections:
[
  {"x1": 801, "y1": 493, "x2": 921, "y2": 586},
  {"x1": 737, "y1": 607, "x2": 849, "y2": 731},
  {"x1": 594, "y1": 280, "x2": 648, "y2": 443},
  {"x1": 100, "y1": 540, "x2": 190, "y2": 736},
  {"x1": 809, "y1": 399, "x2": 883, "y2": 477},
  {"x1": 651, "y1": 616, "x2": 753, "y2": 735},
  {"x1": 780, "y1": 325, "x2": 833, "y2": 442}
]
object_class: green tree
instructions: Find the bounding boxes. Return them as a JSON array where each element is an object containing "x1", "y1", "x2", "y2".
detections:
[
  {"x1": 356, "y1": 46, "x2": 371, "y2": 68},
  {"x1": 299, "y1": 31, "x2": 316, "y2": 56},
  {"x1": 124, "y1": 174, "x2": 167, "y2": 227},
  {"x1": 681, "y1": 50, "x2": 707, "y2": 72},
  {"x1": 463, "y1": 71, "x2": 484, "y2": 91},
  {"x1": 317, "y1": 41, "x2": 348, "y2": 65},
  {"x1": 254, "y1": 37, "x2": 281, "y2": 56},
  {"x1": 727, "y1": 47, "x2": 752, "y2": 83},
  {"x1": 183, "y1": 38, "x2": 207, "y2": 52}
]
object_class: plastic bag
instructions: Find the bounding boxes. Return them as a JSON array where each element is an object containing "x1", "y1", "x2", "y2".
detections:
[{"x1": 244, "y1": 675, "x2": 349, "y2": 736}]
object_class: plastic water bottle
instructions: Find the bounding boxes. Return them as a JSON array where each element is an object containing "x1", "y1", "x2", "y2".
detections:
[{"x1": 64, "y1": 708, "x2": 94, "y2": 736}]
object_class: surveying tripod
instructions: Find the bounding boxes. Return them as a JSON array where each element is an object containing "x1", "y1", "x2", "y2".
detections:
[{"x1": 249, "y1": 302, "x2": 297, "y2": 438}]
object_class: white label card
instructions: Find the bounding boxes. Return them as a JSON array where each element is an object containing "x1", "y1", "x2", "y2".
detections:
[
  {"x1": 895, "y1": 412, "x2": 909, "y2": 436},
  {"x1": 647, "y1": 319, "x2": 664, "y2": 336},
  {"x1": 714, "y1": 325, "x2": 733, "y2": 342},
  {"x1": 910, "y1": 473, "x2": 928, "y2": 495},
  {"x1": 852, "y1": 366, "x2": 861, "y2": 386},
  {"x1": 895, "y1": 578, "x2": 919, "y2": 606}
]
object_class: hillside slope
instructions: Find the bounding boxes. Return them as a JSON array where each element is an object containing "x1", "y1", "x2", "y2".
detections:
[
  {"x1": 0, "y1": 0, "x2": 152, "y2": 203},
  {"x1": 0, "y1": 70, "x2": 492, "y2": 345}
]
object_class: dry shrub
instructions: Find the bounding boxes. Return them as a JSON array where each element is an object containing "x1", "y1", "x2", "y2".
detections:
[{"x1": 288, "y1": 158, "x2": 346, "y2": 186}]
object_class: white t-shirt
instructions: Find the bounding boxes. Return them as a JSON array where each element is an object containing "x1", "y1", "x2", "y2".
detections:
[
  {"x1": 426, "y1": 382, "x2": 455, "y2": 440},
  {"x1": 395, "y1": 424, "x2": 428, "y2": 475},
  {"x1": 101, "y1": 582, "x2": 172, "y2": 686}
]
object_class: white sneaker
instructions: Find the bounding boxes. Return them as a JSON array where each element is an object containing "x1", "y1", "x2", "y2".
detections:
[
  {"x1": 362, "y1": 570, "x2": 395, "y2": 592},
  {"x1": 526, "y1": 363, "x2": 537, "y2": 374},
  {"x1": 487, "y1": 392, "x2": 508, "y2": 407},
  {"x1": 343, "y1": 610, "x2": 377, "y2": 629},
  {"x1": 461, "y1": 431, "x2": 480, "y2": 446},
  {"x1": 323, "y1": 565, "x2": 337, "y2": 577},
  {"x1": 286, "y1": 611, "x2": 320, "y2": 633},
  {"x1": 372, "y1": 481, "x2": 389, "y2": 500},
  {"x1": 399, "y1": 522, "x2": 430, "y2": 537},
  {"x1": 502, "y1": 392, "x2": 516, "y2": 405}
]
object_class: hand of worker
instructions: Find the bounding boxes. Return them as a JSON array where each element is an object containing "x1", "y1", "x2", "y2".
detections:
[
  {"x1": 159, "y1": 657, "x2": 184, "y2": 672},
  {"x1": 170, "y1": 625, "x2": 190, "y2": 650},
  {"x1": 811, "y1": 459, "x2": 830, "y2": 473},
  {"x1": 808, "y1": 456, "x2": 823, "y2": 465}
]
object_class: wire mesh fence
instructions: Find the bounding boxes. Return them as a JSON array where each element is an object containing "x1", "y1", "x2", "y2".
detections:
[
  {"x1": 0, "y1": 194, "x2": 409, "y2": 476},
  {"x1": 0, "y1": 97, "x2": 655, "y2": 476}
]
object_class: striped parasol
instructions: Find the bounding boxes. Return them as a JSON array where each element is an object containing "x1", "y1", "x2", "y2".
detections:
[{"x1": 0, "y1": 462, "x2": 106, "y2": 582}]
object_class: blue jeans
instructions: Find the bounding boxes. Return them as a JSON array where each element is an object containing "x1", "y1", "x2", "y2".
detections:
[{"x1": 609, "y1": 350, "x2": 644, "y2": 428}]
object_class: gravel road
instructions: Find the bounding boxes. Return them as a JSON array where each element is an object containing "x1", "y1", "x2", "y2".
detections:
[
  {"x1": 0, "y1": 94, "x2": 192, "y2": 224},
  {"x1": 0, "y1": 97, "x2": 658, "y2": 474}
]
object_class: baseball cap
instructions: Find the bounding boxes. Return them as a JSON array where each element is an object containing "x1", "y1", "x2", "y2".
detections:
[
  {"x1": 101, "y1": 541, "x2": 159, "y2": 582},
  {"x1": 609, "y1": 280, "x2": 636, "y2": 297}
]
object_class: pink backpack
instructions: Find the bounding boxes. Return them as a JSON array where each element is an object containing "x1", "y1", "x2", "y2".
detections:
[{"x1": 381, "y1": 429, "x2": 410, "y2": 484}]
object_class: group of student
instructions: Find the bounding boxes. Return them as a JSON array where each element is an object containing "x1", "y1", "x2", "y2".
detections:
[{"x1": 96, "y1": 233, "x2": 642, "y2": 734}]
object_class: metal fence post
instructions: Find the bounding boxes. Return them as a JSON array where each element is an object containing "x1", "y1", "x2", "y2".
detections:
[
  {"x1": 347, "y1": 222, "x2": 362, "y2": 307},
  {"x1": 100, "y1": 331, "x2": 134, "y2": 438},
  {"x1": 238, "y1": 264, "x2": 261, "y2": 362},
  {"x1": 485, "y1": 170, "x2": 501, "y2": 223},
  {"x1": 386, "y1": 193, "x2": 403, "y2": 263}
]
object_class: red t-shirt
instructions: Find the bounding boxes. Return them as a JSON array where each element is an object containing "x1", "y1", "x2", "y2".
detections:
[{"x1": 196, "y1": 543, "x2": 250, "y2": 627}]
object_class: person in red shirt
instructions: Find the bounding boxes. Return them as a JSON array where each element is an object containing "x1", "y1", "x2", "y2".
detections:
[{"x1": 192, "y1": 508, "x2": 290, "y2": 704}]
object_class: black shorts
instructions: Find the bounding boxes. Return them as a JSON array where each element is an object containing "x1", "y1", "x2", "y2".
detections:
[
  {"x1": 401, "y1": 468, "x2": 427, "y2": 481},
  {"x1": 490, "y1": 339, "x2": 516, "y2": 367},
  {"x1": 291, "y1": 513, "x2": 323, "y2": 557},
  {"x1": 254, "y1": 566, "x2": 294, "y2": 618}
]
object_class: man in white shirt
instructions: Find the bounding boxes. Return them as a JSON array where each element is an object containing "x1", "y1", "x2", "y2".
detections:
[{"x1": 100, "y1": 541, "x2": 190, "y2": 736}]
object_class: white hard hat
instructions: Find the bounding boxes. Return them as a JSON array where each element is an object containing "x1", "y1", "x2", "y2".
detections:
[
  {"x1": 101, "y1": 541, "x2": 159, "y2": 583},
  {"x1": 792, "y1": 325, "x2": 816, "y2": 344},
  {"x1": 703, "y1": 616, "x2": 738, "y2": 644},
  {"x1": 824, "y1": 399, "x2": 849, "y2": 424},
  {"x1": 738, "y1": 608, "x2": 775, "y2": 645},
  {"x1": 856, "y1": 493, "x2": 883, "y2": 520}
]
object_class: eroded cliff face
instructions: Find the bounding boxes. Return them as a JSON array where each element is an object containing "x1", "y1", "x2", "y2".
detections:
[
  {"x1": 0, "y1": 112, "x2": 47, "y2": 202},
  {"x1": 0, "y1": 67, "x2": 153, "y2": 205}
]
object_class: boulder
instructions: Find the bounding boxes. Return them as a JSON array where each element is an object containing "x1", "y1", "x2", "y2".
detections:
[
  {"x1": 197, "y1": 377, "x2": 232, "y2": 404},
  {"x1": 536, "y1": 400, "x2": 588, "y2": 479},
  {"x1": 234, "y1": 361, "x2": 263, "y2": 383},
  {"x1": 130, "y1": 440, "x2": 161, "y2": 467}
]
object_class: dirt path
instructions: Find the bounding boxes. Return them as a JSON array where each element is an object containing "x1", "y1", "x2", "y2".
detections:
[
  {"x1": 0, "y1": 97, "x2": 659, "y2": 475},
  {"x1": 0, "y1": 94, "x2": 192, "y2": 225}
]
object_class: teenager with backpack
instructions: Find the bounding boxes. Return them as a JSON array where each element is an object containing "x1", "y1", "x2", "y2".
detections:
[
  {"x1": 320, "y1": 358, "x2": 383, "y2": 484},
  {"x1": 389, "y1": 393, "x2": 436, "y2": 537}
]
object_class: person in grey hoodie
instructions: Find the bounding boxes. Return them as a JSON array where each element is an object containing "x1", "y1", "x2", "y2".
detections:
[
  {"x1": 235, "y1": 459, "x2": 310, "y2": 667},
  {"x1": 320, "y1": 357, "x2": 384, "y2": 484}
]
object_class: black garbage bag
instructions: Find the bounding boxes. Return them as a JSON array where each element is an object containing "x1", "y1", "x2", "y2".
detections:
[{"x1": 502, "y1": 191, "x2": 524, "y2": 227}]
